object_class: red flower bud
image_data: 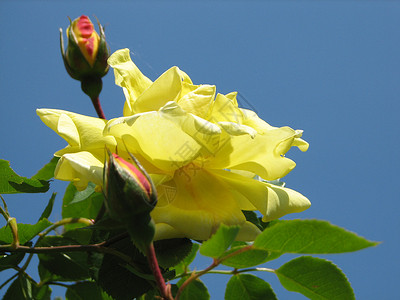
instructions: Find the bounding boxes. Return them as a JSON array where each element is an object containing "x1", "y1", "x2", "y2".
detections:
[
  {"x1": 103, "y1": 152, "x2": 157, "y2": 252},
  {"x1": 60, "y1": 15, "x2": 110, "y2": 99}
]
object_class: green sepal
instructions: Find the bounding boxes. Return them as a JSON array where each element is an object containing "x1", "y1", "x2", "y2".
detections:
[
  {"x1": 92, "y1": 18, "x2": 110, "y2": 78},
  {"x1": 81, "y1": 76, "x2": 103, "y2": 100},
  {"x1": 125, "y1": 217, "x2": 155, "y2": 254}
]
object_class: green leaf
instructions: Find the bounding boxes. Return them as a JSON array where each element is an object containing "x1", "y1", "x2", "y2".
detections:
[
  {"x1": 63, "y1": 228, "x2": 93, "y2": 245},
  {"x1": 154, "y1": 238, "x2": 193, "y2": 268},
  {"x1": 276, "y1": 256, "x2": 355, "y2": 300},
  {"x1": 254, "y1": 219, "x2": 378, "y2": 254},
  {"x1": 225, "y1": 274, "x2": 277, "y2": 300},
  {"x1": 0, "y1": 218, "x2": 52, "y2": 245},
  {"x1": 242, "y1": 211, "x2": 270, "y2": 231},
  {"x1": 87, "y1": 215, "x2": 124, "y2": 231},
  {"x1": 0, "y1": 159, "x2": 50, "y2": 194},
  {"x1": 66, "y1": 282, "x2": 112, "y2": 300},
  {"x1": 37, "y1": 236, "x2": 90, "y2": 281},
  {"x1": 62, "y1": 183, "x2": 103, "y2": 230},
  {"x1": 0, "y1": 252, "x2": 25, "y2": 271},
  {"x1": 221, "y1": 246, "x2": 271, "y2": 268},
  {"x1": 174, "y1": 243, "x2": 200, "y2": 275},
  {"x1": 95, "y1": 236, "x2": 153, "y2": 300},
  {"x1": 39, "y1": 193, "x2": 56, "y2": 221},
  {"x1": 199, "y1": 224, "x2": 240, "y2": 258},
  {"x1": 3, "y1": 274, "x2": 33, "y2": 300},
  {"x1": 33, "y1": 284, "x2": 52, "y2": 300},
  {"x1": 38, "y1": 261, "x2": 64, "y2": 284},
  {"x1": 178, "y1": 278, "x2": 210, "y2": 300},
  {"x1": 69, "y1": 182, "x2": 96, "y2": 204},
  {"x1": 32, "y1": 156, "x2": 59, "y2": 181}
]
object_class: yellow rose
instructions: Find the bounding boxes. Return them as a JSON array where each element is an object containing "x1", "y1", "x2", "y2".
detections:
[{"x1": 37, "y1": 49, "x2": 310, "y2": 241}]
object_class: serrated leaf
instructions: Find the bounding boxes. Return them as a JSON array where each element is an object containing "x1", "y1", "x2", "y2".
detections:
[
  {"x1": 39, "y1": 193, "x2": 56, "y2": 221},
  {"x1": 154, "y1": 238, "x2": 193, "y2": 268},
  {"x1": 276, "y1": 256, "x2": 355, "y2": 300},
  {"x1": 221, "y1": 246, "x2": 271, "y2": 268},
  {"x1": 200, "y1": 224, "x2": 240, "y2": 258},
  {"x1": 37, "y1": 236, "x2": 90, "y2": 281},
  {"x1": 32, "y1": 157, "x2": 59, "y2": 181},
  {"x1": 0, "y1": 159, "x2": 50, "y2": 194},
  {"x1": 0, "y1": 252, "x2": 25, "y2": 271},
  {"x1": 174, "y1": 243, "x2": 200, "y2": 275},
  {"x1": 62, "y1": 183, "x2": 103, "y2": 230},
  {"x1": 96, "y1": 236, "x2": 153, "y2": 299},
  {"x1": 178, "y1": 278, "x2": 210, "y2": 300},
  {"x1": 38, "y1": 261, "x2": 64, "y2": 283},
  {"x1": 66, "y1": 282, "x2": 111, "y2": 300},
  {"x1": 225, "y1": 274, "x2": 277, "y2": 300},
  {"x1": 254, "y1": 219, "x2": 378, "y2": 254},
  {"x1": 0, "y1": 218, "x2": 52, "y2": 245}
]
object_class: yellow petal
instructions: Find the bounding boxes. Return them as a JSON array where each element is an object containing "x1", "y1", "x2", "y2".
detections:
[
  {"x1": 37, "y1": 109, "x2": 116, "y2": 152},
  {"x1": 293, "y1": 130, "x2": 309, "y2": 152},
  {"x1": 211, "y1": 169, "x2": 310, "y2": 222},
  {"x1": 106, "y1": 111, "x2": 202, "y2": 172},
  {"x1": 105, "y1": 102, "x2": 222, "y2": 170},
  {"x1": 55, "y1": 151, "x2": 104, "y2": 190},
  {"x1": 154, "y1": 220, "x2": 261, "y2": 242},
  {"x1": 151, "y1": 167, "x2": 246, "y2": 240},
  {"x1": 178, "y1": 84, "x2": 216, "y2": 119},
  {"x1": 107, "y1": 49, "x2": 153, "y2": 116},
  {"x1": 209, "y1": 169, "x2": 265, "y2": 212},
  {"x1": 209, "y1": 93, "x2": 243, "y2": 124},
  {"x1": 236, "y1": 221, "x2": 262, "y2": 241},
  {"x1": 262, "y1": 183, "x2": 311, "y2": 222},
  {"x1": 176, "y1": 68, "x2": 193, "y2": 85},
  {"x1": 154, "y1": 223, "x2": 186, "y2": 240},
  {"x1": 240, "y1": 108, "x2": 276, "y2": 133},
  {"x1": 217, "y1": 122, "x2": 257, "y2": 138},
  {"x1": 206, "y1": 127, "x2": 298, "y2": 180},
  {"x1": 131, "y1": 67, "x2": 183, "y2": 113}
]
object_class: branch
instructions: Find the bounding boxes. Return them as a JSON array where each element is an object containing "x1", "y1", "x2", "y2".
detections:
[{"x1": 175, "y1": 244, "x2": 253, "y2": 299}]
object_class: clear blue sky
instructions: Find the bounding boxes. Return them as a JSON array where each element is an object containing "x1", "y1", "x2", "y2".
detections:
[{"x1": 1, "y1": 1, "x2": 399, "y2": 299}]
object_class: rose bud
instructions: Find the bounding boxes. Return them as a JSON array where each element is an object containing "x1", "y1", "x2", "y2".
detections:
[
  {"x1": 60, "y1": 15, "x2": 110, "y2": 99},
  {"x1": 103, "y1": 152, "x2": 157, "y2": 252}
]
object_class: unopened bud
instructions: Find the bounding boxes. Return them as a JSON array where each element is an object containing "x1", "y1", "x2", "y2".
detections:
[
  {"x1": 60, "y1": 15, "x2": 110, "y2": 99},
  {"x1": 103, "y1": 152, "x2": 157, "y2": 252}
]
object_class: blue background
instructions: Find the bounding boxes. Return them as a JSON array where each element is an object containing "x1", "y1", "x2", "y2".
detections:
[{"x1": 1, "y1": 1, "x2": 399, "y2": 299}]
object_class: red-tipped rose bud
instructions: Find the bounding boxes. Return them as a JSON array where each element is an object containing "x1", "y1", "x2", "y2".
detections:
[
  {"x1": 103, "y1": 152, "x2": 157, "y2": 252},
  {"x1": 60, "y1": 15, "x2": 110, "y2": 100}
]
